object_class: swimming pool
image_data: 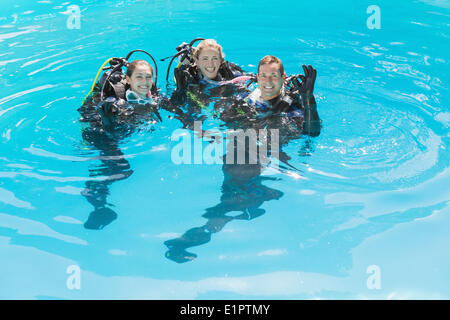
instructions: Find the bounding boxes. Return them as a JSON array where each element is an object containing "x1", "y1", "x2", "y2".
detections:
[{"x1": 1, "y1": 0, "x2": 449, "y2": 299}]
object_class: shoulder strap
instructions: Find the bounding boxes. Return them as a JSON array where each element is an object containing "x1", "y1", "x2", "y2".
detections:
[{"x1": 111, "y1": 79, "x2": 127, "y2": 100}]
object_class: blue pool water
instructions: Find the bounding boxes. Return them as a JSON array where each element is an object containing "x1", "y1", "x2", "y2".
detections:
[{"x1": 1, "y1": 0, "x2": 449, "y2": 299}]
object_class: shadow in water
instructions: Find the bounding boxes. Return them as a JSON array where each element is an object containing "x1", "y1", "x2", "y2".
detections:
[
  {"x1": 164, "y1": 161, "x2": 284, "y2": 263},
  {"x1": 77, "y1": 99, "x2": 137, "y2": 230},
  {"x1": 163, "y1": 85, "x2": 321, "y2": 263}
]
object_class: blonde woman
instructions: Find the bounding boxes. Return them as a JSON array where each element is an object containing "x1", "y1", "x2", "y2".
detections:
[{"x1": 173, "y1": 38, "x2": 248, "y2": 90}]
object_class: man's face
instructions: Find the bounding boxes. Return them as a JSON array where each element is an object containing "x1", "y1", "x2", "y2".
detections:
[
  {"x1": 196, "y1": 48, "x2": 222, "y2": 80},
  {"x1": 257, "y1": 63, "x2": 284, "y2": 100}
]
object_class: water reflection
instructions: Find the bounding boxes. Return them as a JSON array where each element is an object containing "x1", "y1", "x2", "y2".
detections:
[
  {"x1": 80, "y1": 128, "x2": 133, "y2": 229},
  {"x1": 164, "y1": 86, "x2": 318, "y2": 262},
  {"x1": 165, "y1": 162, "x2": 284, "y2": 263},
  {"x1": 77, "y1": 100, "x2": 156, "y2": 230}
]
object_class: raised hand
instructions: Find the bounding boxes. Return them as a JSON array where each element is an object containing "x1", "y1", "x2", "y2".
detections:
[{"x1": 297, "y1": 64, "x2": 317, "y2": 96}]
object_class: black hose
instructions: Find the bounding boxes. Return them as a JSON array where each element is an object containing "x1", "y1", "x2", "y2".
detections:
[
  {"x1": 188, "y1": 37, "x2": 205, "y2": 47},
  {"x1": 165, "y1": 37, "x2": 205, "y2": 83},
  {"x1": 125, "y1": 49, "x2": 159, "y2": 89},
  {"x1": 165, "y1": 50, "x2": 186, "y2": 82},
  {"x1": 100, "y1": 50, "x2": 159, "y2": 100}
]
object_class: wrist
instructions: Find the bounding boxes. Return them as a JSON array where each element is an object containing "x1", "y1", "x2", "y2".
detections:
[
  {"x1": 300, "y1": 92, "x2": 314, "y2": 98},
  {"x1": 301, "y1": 94, "x2": 316, "y2": 109}
]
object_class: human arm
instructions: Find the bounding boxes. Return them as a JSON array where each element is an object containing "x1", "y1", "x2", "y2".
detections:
[
  {"x1": 174, "y1": 64, "x2": 198, "y2": 92},
  {"x1": 290, "y1": 64, "x2": 321, "y2": 137},
  {"x1": 97, "y1": 97, "x2": 125, "y2": 128}
]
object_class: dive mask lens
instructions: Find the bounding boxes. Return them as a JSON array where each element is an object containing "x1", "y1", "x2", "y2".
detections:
[{"x1": 126, "y1": 91, "x2": 145, "y2": 104}]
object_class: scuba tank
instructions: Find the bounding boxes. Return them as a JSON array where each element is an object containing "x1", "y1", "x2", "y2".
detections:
[{"x1": 97, "y1": 57, "x2": 128, "y2": 101}]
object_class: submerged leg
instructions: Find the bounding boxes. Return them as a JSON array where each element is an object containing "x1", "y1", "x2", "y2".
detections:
[{"x1": 81, "y1": 128, "x2": 133, "y2": 230}]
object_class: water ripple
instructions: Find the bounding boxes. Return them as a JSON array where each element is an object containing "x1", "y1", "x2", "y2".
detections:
[
  {"x1": 0, "y1": 213, "x2": 87, "y2": 245},
  {"x1": 0, "y1": 0, "x2": 449, "y2": 299},
  {"x1": 0, "y1": 85, "x2": 56, "y2": 108},
  {"x1": 0, "y1": 187, "x2": 34, "y2": 209}
]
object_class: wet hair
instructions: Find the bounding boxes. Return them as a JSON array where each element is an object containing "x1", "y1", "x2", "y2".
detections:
[
  {"x1": 126, "y1": 60, "x2": 153, "y2": 78},
  {"x1": 193, "y1": 39, "x2": 225, "y2": 61},
  {"x1": 257, "y1": 55, "x2": 284, "y2": 76}
]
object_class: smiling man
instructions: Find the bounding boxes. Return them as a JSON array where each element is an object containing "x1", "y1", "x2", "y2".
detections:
[
  {"x1": 257, "y1": 56, "x2": 285, "y2": 100},
  {"x1": 243, "y1": 55, "x2": 321, "y2": 137}
]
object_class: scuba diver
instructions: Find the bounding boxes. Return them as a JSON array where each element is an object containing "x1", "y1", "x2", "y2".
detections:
[
  {"x1": 220, "y1": 55, "x2": 321, "y2": 137},
  {"x1": 163, "y1": 55, "x2": 321, "y2": 263},
  {"x1": 78, "y1": 50, "x2": 162, "y2": 229},
  {"x1": 81, "y1": 49, "x2": 163, "y2": 131},
  {"x1": 163, "y1": 38, "x2": 253, "y2": 130},
  {"x1": 165, "y1": 38, "x2": 249, "y2": 92}
]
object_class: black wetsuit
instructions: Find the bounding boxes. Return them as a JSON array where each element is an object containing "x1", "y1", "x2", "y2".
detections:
[
  {"x1": 219, "y1": 87, "x2": 321, "y2": 140},
  {"x1": 173, "y1": 61, "x2": 246, "y2": 92},
  {"x1": 163, "y1": 84, "x2": 321, "y2": 263},
  {"x1": 168, "y1": 61, "x2": 250, "y2": 130}
]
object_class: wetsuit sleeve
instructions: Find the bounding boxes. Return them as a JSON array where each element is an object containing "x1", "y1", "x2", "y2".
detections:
[
  {"x1": 97, "y1": 97, "x2": 136, "y2": 128},
  {"x1": 97, "y1": 98, "x2": 120, "y2": 128},
  {"x1": 174, "y1": 64, "x2": 197, "y2": 91},
  {"x1": 220, "y1": 61, "x2": 236, "y2": 80},
  {"x1": 220, "y1": 61, "x2": 247, "y2": 80},
  {"x1": 173, "y1": 66, "x2": 187, "y2": 91},
  {"x1": 170, "y1": 65, "x2": 194, "y2": 109},
  {"x1": 300, "y1": 93, "x2": 321, "y2": 137},
  {"x1": 291, "y1": 65, "x2": 321, "y2": 137},
  {"x1": 159, "y1": 93, "x2": 178, "y2": 112}
]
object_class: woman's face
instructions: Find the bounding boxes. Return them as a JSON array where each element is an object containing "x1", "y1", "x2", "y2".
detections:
[
  {"x1": 126, "y1": 64, "x2": 153, "y2": 97},
  {"x1": 195, "y1": 48, "x2": 222, "y2": 80}
]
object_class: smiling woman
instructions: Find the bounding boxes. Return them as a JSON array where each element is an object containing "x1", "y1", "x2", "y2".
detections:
[
  {"x1": 193, "y1": 39, "x2": 224, "y2": 80},
  {"x1": 172, "y1": 38, "x2": 247, "y2": 92},
  {"x1": 125, "y1": 60, "x2": 154, "y2": 99}
]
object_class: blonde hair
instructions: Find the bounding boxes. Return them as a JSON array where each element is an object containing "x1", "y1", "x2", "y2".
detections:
[{"x1": 193, "y1": 39, "x2": 225, "y2": 61}]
